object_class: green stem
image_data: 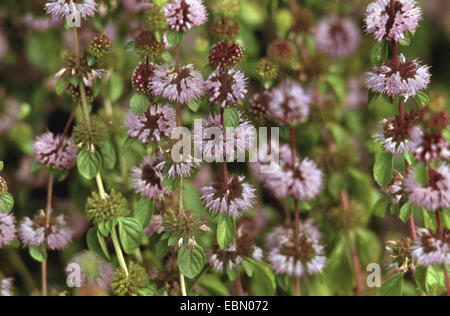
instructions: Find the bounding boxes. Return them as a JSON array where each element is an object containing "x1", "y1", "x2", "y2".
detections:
[
  {"x1": 179, "y1": 273, "x2": 187, "y2": 296},
  {"x1": 111, "y1": 228, "x2": 128, "y2": 277}
]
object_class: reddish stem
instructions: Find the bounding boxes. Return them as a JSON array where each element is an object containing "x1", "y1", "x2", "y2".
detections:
[
  {"x1": 236, "y1": 274, "x2": 245, "y2": 296},
  {"x1": 444, "y1": 270, "x2": 450, "y2": 297},
  {"x1": 220, "y1": 107, "x2": 229, "y2": 184}
]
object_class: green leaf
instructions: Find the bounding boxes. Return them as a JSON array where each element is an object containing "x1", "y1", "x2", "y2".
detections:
[
  {"x1": 399, "y1": 33, "x2": 411, "y2": 46},
  {"x1": 177, "y1": 244, "x2": 206, "y2": 279},
  {"x1": 55, "y1": 77, "x2": 67, "y2": 95},
  {"x1": 373, "y1": 150, "x2": 394, "y2": 187},
  {"x1": 423, "y1": 210, "x2": 437, "y2": 232},
  {"x1": 138, "y1": 285, "x2": 158, "y2": 296},
  {"x1": 161, "y1": 51, "x2": 172, "y2": 63},
  {"x1": 87, "y1": 55, "x2": 97, "y2": 67},
  {"x1": 168, "y1": 234, "x2": 180, "y2": 247},
  {"x1": 118, "y1": 217, "x2": 143, "y2": 254},
  {"x1": 403, "y1": 150, "x2": 415, "y2": 166},
  {"x1": 77, "y1": 150, "x2": 102, "y2": 180},
  {"x1": 97, "y1": 229, "x2": 111, "y2": 260},
  {"x1": 0, "y1": 161, "x2": 3, "y2": 171},
  {"x1": 155, "y1": 238, "x2": 170, "y2": 259},
  {"x1": 187, "y1": 99, "x2": 201, "y2": 112},
  {"x1": 242, "y1": 259, "x2": 255, "y2": 278},
  {"x1": 198, "y1": 274, "x2": 230, "y2": 296},
  {"x1": 98, "y1": 141, "x2": 116, "y2": 170},
  {"x1": 377, "y1": 273, "x2": 405, "y2": 296},
  {"x1": 29, "y1": 246, "x2": 47, "y2": 263},
  {"x1": 368, "y1": 91, "x2": 379, "y2": 110},
  {"x1": 223, "y1": 107, "x2": 240, "y2": 128},
  {"x1": 251, "y1": 261, "x2": 276, "y2": 296},
  {"x1": 442, "y1": 209, "x2": 450, "y2": 230},
  {"x1": 87, "y1": 227, "x2": 109, "y2": 260},
  {"x1": 216, "y1": 214, "x2": 236, "y2": 248},
  {"x1": 414, "y1": 161, "x2": 428, "y2": 186},
  {"x1": 426, "y1": 266, "x2": 447, "y2": 296},
  {"x1": 130, "y1": 94, "x2": 150, "y2": 116},
  {"x1": 326, "y1": 74, "x2": 347, "y2": 105},
  {"x1": 69, "y1": 76, "x2": 79, "y2": 87},
  {"x1": 124, "y1": 41, "x2": 135, "y2": 52},
  {"x1": 163, "y1": 176, "x2": 179, "y2": 193},
  {"x1": 108, "y1": 73, "x2": 124, "y2": 103},
  {"x1": 399, "y1": 202, "x2": 420, "y2": 223},
  {"x1": 166, "y1": 30, "x2": 184, "y2": 47},
  {"x1": 371, "y1": 40, "x2": 389, "y2": 67},
  {"x1": 0, "y1": 192, "x2": 14, "y2": 214},
  {"x1": 373, "y1": 196, "x2": 389, "y2": 218},
  {"x1": 414, "y1": 91, "x2": 430, "y2": 109},
  {"x1": 134, "y1": 198, "x2": 154, "y2": 228}
]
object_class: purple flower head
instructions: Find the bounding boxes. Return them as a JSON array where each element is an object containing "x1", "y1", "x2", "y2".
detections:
[
  {"x1": 364, "y1": 0, "x2": 422, "y2": 42},
  {"x1": 201, "y1": 175, "x2": 256, "y2": 218},
  {"x1": 164, "y1": 0, "x2": 207, "y2": 32},
  {"x1": 267, "y1": 82, "x2": 311, "y2": 126},
  {"x1": 125, "y1": 105, "x2": 176, "y2": 144},
  {"x1": 150, "y1": 64, "x2": 204, "y2": 104},
  {"x1": 1, "y1": 278, "x2": 13, "y2": 297},
  {"x1": 411, "y1": 228, "x2": 450, "y2": 266},
  {"x1": 208, "y1": 227, "x2": 262, "y2": 273},
  {"x1": 19, "y1": 213, "x2": 72, "y2": 250},
  {"x1": 33, "y1": 132, "x2": 77, "y2": 170},
  {"x1": 69, "y1": 251, "x2": 114, "y2": 290},
  {"x1": 18, "y1": 217, "x2": 45, "y2": 248},
  {"x1": 45, "y1": 0, "x2": 97, "y2": 28},
  {"x1": 132, "y1": 155, "x2": 168, "y2": 200},
  {"x1": 0, "y1": 213, "x2": 16, "y2": 248},
  {"x1": 145, "y1": 215, "x2": 165, "y2": 237},
  {"x1": 47, "y1": 215, "x2": 73, "y2": 250},
  {"x1": 366, "y1": 54, "x2": 430, "y2": 99},
  {"x1": 193, "y1": 112, "x2": 256, "y2": 162},
  {"x1": 408, "y1": 127, "x2": 450, "y2": 162},
  {"x1": 406, "y1": 164, "x2": 450, "y2": 211},
  {"x1": 156, "y1": 151, "x2": 200, "y2": 178},
  {"x1": 267, "y1": 224, "x2": 326, "y2": 277},
  {"x1": 205, "y1": 68, "x2": 247, "y2": 108},
  {"x1": 122, "y1": 0, "x2": 153, "y2": 12},
  {"x1": 314, "y1": 16, "x2": 360, "y2": 58},
  {"x1": 262, "y1": 144, "x2": 323, "y2": 201}
]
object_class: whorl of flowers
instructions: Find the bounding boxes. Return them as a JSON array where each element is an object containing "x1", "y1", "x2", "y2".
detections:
[
  {"x1": 69, "y1": 251, "x2": 114, "y2": 290},
  {"x1": 257, "y1": 144, "x2": 323, "y2": 201},
  {"x1": 408, "y1": 127, "x2": 450, "y2": 162},
  {"x1": 375, "y1": 111, "x2": 419, "y2": 154},
  {"x1": 156, "y1": 142, "x2": 201, "y2": 178},
  {"x1": 162, "y1": 208, "x2": 210, "y2": 246},
  {"x1": 208, "y1": 42, "x2": 243, "y2": 70},
  {"x1": 364, "y1": 0, "x2": 422, "y2": 42},
  {"x1": 411, "y1": 228, "x2": 450, "y2": 266},
  {"x1": 131, "y1": 61, "x2": 157, "y2": 95},
  {"x1": 201, "y1": 175, "x2": 256, "y2": 218},
  {"x1": 204, "y1": 68, "x2": 247, "y2": 108},
  {"x1": 406, "y1": 164, "x2": 450, "y2": 211},
  {"x1": 33, "y1": 132, "x2": 77, "y2": 170},
  {"x1": 110, "y1": 261, "x2": 149, "y2": 296},
  {"x1": 131, "y1": 155, "x2": 168, "y2": 200},
  {"x1": 366, "y1": 54, "x2": 430, "y2": 99},
  {"x1": 267, "y1": 223, "x2": 327, "y2": 277},
  {"x1": 314, "y1": 16, "x2": 360, "y2": 58},
  {"x1": 150, "y1": 64, "x2": 205, "y2": 104},
  {"x1": 88, "y1": 34, "x2": 112, "y2": 58},
  {"x1": 267, "y1": 81, "x2": 311, "y2": 126},
  {"x1": 209, "y1": 228, "x2": 263, "y2": 272},
  {"x1": 85, "y1": 190, "x2": 129, "y2": 225},
  {"x1": 45, "y1": 0, "x2": 97, "y2": 28},
  {"x1": 193, "y1": 112, "x2": 256, "y2": 162},
  {"x1": 0, "y1": 212, "x2": 16, "y2": 248},
  {"x1": 145, "y1": 215, "x2": 165, "y2": 237},
  {"x1": 0, "y1": 278, "x2": 13, "y2": 297},
  {"x1": 19, "y1": 213, "x2": 73, "y2": 250},
  {"x1": 164, "y1": 0, "x2": 207, "y2": 32},
  {"x1": 125, "y1": 105, "x2": 176, "y2": 143}
]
